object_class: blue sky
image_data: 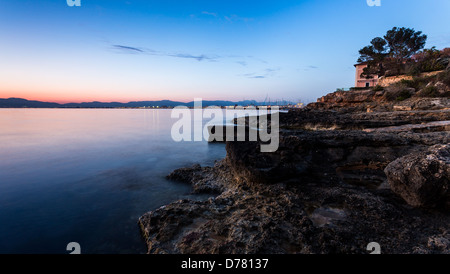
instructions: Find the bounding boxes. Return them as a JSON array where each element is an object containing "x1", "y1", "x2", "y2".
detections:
[{"x1": 0, "y1": 0, "x2": 449, "y2": 103}]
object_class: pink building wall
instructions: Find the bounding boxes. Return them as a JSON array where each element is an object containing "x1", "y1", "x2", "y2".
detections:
[{"x1": 354, "y1": 63, "x2": 379, "y2": 88}]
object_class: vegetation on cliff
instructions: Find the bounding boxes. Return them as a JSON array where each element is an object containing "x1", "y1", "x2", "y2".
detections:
[{"x1": 358, "y1": 27, "x2": 449, "y2": 78}]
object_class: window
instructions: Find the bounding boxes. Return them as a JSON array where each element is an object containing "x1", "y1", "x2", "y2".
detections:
[{"x1": 365, "y1": 82, "x2": 370, "y2": 88}]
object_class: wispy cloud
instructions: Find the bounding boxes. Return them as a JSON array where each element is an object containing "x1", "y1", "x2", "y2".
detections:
[
  {"x1": 236, "y1": 61, "x2": 247, "y2": 66},
  {"x1": 247, "y1": 56, "x2": 268, "y2": 64},
  {"x1": 265, "y1": 68, "x2": 280, "y2": 73},
  {"x1": 110, "y1": 44, "x2": 221, "y2": 62},
  {"x1": 224, "y1": 14, "x2": 253, "y2": 23},
  {"x1": 241, "y1": 73, "x2": 266, "y2": 79},
  {"x1": 240, "y1": 67, "x2": 280, "y2": 79},
  {"x1": 300, "y1": 65, "x2": 319, "y2": 71},
  {"x1": 201, "y1": 11, "x2": 217, "y2": 17},
  {"x1": 190, "y1": 12, "x2": 254, "y2": 24},
  {"x1": 169, "y1": 53, "x2": 218, "y2": 62},
  {"x1": 110, "y1": 44, "x2": 271, "y2": 67},
  {"x1": 112, "y1": 45, "x2": 145, "y2": 54}
]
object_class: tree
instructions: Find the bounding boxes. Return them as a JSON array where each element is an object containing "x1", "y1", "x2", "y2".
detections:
[
  {"x1": 358, "y1": 37, "x2": 388, "y2": 63},
  {"x1": 384, "y1": 27, "x2": 427, "y2": 63},
  {"x1": 358, "y1": 37, "x2": 389, "y2": 78},
  {"x1": 358, "y1": 27, "x2": 427, "y2": 78}
]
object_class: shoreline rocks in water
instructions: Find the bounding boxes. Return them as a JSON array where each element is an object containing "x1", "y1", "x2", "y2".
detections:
[{"x1": 139, "y1": 83, "x2": 449, "y2": 254}]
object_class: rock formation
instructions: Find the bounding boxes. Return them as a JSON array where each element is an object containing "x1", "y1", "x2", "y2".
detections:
[
  {"x1": 385, "y1": 145, "x2": 449, "y2": 209},
  {"x1": 139, "y1": 71, "x2": 450, "y2": 254}
]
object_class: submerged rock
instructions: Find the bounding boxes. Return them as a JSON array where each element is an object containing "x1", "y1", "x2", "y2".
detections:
[{"x1": 166, "y1": 161, "x2": 232, "y2": 194}]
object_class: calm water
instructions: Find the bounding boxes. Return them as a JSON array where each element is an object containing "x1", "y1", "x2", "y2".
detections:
[{"x1": 0, "y1": 109, "x2": 227, "y2": 254}]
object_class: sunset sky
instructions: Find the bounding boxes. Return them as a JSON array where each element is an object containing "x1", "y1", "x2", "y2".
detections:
[{"x1": 1, "y1": 0, "x2": 449, "y2": 103}]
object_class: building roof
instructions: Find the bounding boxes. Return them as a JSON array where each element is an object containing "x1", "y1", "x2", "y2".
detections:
[{"x1": 354, "y1": 62, "x2": 368, "y2": 67}]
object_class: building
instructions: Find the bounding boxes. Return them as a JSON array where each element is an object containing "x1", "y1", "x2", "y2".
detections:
[{"x1": 354, "y1": 62, "x2": 379, "y2": 88}]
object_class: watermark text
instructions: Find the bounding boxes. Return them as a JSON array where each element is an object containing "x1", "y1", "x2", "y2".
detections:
[
  {"x1": 367, "y1": 0, "x2": 381, "y2": 7},
  {"x1": 171, "y1": 99, "x2": 280, "y2": 153},
  {"x1": 67, "y1": 0, "x2": 81, "y2": 7}
]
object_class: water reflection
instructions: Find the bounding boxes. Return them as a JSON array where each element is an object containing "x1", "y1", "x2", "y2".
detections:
[{"x1": 0, "y1": 109, "x2": 226, "y2": 254}]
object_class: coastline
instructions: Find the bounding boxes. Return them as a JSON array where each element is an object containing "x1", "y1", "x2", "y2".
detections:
[{"x1": 138, "y1": 70, "x2": 450, "y2": 254}]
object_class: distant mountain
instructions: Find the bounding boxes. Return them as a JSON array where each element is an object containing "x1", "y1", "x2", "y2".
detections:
[
  {"x1": 0, "y1": 98, "x2": 270, "y2": 108},
  {"x1": 0, "y1": 98, "x2": 61, "y2": 108}
]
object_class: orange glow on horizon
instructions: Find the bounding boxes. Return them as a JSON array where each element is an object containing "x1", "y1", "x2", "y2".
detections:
[{"x1": 0, "y1": 90, "x2": 243, "y2": 104}]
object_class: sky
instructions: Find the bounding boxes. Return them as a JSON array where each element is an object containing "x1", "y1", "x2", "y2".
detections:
[{"x1": 0, "y1": 0, "x2": 449, "y2": 103}]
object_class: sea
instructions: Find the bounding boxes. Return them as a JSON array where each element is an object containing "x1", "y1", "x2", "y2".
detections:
[{"x1": 0, "y1": 108, "x2": 228, "y2": 254}]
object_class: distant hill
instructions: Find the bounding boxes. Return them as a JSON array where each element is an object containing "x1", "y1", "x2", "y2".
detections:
[
  {"x1": 0, "y1": 98, "x2": 270, "y2": 108},
  {"x1": 0, "y1": 98, "x2": 62, "y2": 108}
]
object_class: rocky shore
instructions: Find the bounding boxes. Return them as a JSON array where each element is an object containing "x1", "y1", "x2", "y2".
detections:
[{"x1": 139, "y1": 71, "x2": 450, "y2": 254}]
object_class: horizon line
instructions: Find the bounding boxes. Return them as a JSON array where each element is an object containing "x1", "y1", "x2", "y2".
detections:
[{"x1": 0, "y1": 97, "x2": 294, "y2": 105}]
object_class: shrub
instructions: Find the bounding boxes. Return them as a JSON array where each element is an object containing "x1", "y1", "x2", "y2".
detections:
[
  {"x1": 372, "y1": 85, "x2": 384, "y2": 91},
  {"x1": 396, "y1": 90, "x2": 413, "y2": 101},
  {"x1": 384, "y1": 83, "x2": 412, "y2": 101},
  {"x1": 442, "y1": 47, "x2": 450, "y2": 56},
  {"x1": 401, "y1": 75, "x2": 437, "y2": 90},
  {"x1": 417, "y1": 86, "x2": 439, "y2": 97},
  {"x1": 407, "y1": 66, "x2": 422, "y2": 76},
  {"x1": 407, "y1": 47, "x2": 447, "y2": 75},
  {"x1": 350, "y1": 87, "x2": 370, "y2": 91},
  {"x1": 437, "y1": 70, "x2": 450, "y2": 87},
  {"x1": 400, "y1": 79, "x2": 417, "y2": 89}
]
